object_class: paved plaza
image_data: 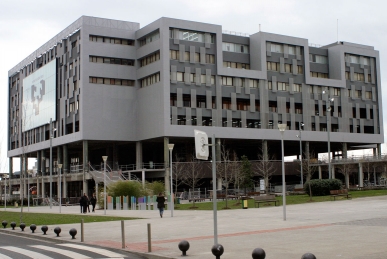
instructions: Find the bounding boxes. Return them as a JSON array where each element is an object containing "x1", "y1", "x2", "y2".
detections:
[{"x1": 1, "y1": 195, "x2": 387, "y2": 259}]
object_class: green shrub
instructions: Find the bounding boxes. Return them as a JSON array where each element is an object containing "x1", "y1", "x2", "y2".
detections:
[{"x1": 304, "y1": 179, "x2": 342, "y2": 196}]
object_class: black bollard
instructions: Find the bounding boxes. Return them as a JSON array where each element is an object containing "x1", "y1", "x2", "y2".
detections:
[
  {"x1": 20, "y1": 223, "x2": 26, "y2": 231},
  {"x1": 41, "y1": 225, "x2": 48, "y2": 235},
  {"x1": 178, "y1": 240, "x2": 190, "y2": 256},
  {"x1": 252, "y1": 248, "x2": 266, "y2": 259},
  {"x1": 10, "y1": 222, "x2": 16, "y2": 230},
  {"x1": 54, "y1": 227, "x2": 61, "y2": 237},
  {"x1": 301, "y1": 253, "x2": 317, "y2": 259},
  {"x1": 211, "y1": 244, "x2": 224, "y2": 259},
  {"x1": 30, "y1": 224, "x2": 37, "y2": 233},
  {"x1": 2, "y1": 221, "x2": 7, "y2": 228},
  {"x1": 69, "y1": 228, "x2": 77, "y2": 239}
]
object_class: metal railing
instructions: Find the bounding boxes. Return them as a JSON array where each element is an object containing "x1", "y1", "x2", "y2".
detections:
[{"x1": 222, "y1": 30, "x2": 250, "y2": 37}]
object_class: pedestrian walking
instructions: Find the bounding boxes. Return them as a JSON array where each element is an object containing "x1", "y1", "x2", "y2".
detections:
[
  {"x1": 81, "y1": 193, "x2": 88, "y2": 214},
  {"x1": 79, "y1": 196, "x2": 83, "y2": 213},
  {"x1": 156, "y1": 192, "x2": 166, "y2": 218},
  {"x1": 90, "y1": 194, "x2": 97, "y2": 212}
]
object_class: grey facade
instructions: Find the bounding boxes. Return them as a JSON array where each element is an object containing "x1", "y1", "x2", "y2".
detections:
[{"x1": 7, "y1": 16, "x2": 383, "y2": 197}]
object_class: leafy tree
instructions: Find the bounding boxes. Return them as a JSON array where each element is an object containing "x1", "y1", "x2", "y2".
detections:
[
  {"x1": 145, "y1": 181, "x2": 165, "y2": 196},
  {"x1": 108, "y1": 181, "x2": 143, "y2": 198},
  {"x1": 240, "y1": 155, "x2": 254, "y2": 194}
]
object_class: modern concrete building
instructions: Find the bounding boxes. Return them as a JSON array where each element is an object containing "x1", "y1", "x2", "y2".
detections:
[{"x1": 7, "y1": 16, "x2": 383, "y2": 198}]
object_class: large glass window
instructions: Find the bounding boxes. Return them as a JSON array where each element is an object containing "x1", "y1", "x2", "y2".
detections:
[{"x1": 222, "y1": 42, "x2": 249, "y2": 53}]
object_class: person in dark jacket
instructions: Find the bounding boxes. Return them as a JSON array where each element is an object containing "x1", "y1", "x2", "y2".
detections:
[
  {"x1": 81, "y1": 193, "x2": 88, "y2": 213},
  {"x1": 156, "y1": 192, "x2": 166, "y2": 218},
  {"x1": 90, "y1": 194, "x2": 97, "y2": 212}
]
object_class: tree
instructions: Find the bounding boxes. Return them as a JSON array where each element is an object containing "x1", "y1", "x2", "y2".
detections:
[
  {"x1": 172, "y1": 155, "x2": 186, "y2": 195},
  {"x1": 108, "y1": 181, "x2": 143, "y2": 198},
  {"x1": 145, "y1": 181, "x2": 165, "y2": 196},
  {"x1": 254, "y1": 141, "x2": 276, "y2": 194},
  {"x1": 180, "y1": 155, "x2": 204, "y2": 208},
  {"x1": 336, "y1": 162, "x2": 356, "y2": 189},
  {"x1": 239, "y1": 155, "x2": 254, "y2": 194}
]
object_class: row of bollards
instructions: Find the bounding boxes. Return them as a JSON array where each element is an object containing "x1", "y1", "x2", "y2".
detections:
[
  {"x1": 178, "y1": 240, "x2": 317, "y2": 259},
  {"x1": 2, "y1": 220, "x2": 77, "y2": 239}
]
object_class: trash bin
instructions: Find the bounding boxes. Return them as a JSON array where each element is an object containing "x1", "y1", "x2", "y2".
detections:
[
  {"x1": 241, "y1": 196, "x2": 248, "y2": 209},
  {"x1": 14, "y1": 202, "x2": 18, "y2": 208},
  {"x1": 177, "y1": 198, "x2": 180, "y2": 204}
]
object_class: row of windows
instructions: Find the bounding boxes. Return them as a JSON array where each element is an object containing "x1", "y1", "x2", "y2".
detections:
[
  {"x1": 349, "y1": 55, "x2": 370, "y2": 65},
  {"x1": 270, "y1": 43, "x2": 296, "y2": 55},
  {"x1": 267, "y1": 62, "x2": 303, "y2": 74},
  {"x1": 89, "y1": 35, "x2": 134, "y2": 45},
  {"x1": 139, "y1": 30, "x2": 160, "y2": 47},
  {"x1": 69, "y1": 101, "x2": 79, "y2": 112},
  {"x1": 175, "y1": 72, "x2": 215, "y2": 85},
  {"x1": 140, "y1": 51, "x2": 160, "y2": 67},
  {"x1": 221, "y1": 76, "x2": 258, "y2": 88},
  {"x1": 309, "y1": 54, "x2": 328, "y2": 64},
  {"x1": 140, "y1": 73, "x2": 160, "y2": 88},
  {"x1": 310, "y1": 72, "x2": 329, "y2": 78},
  {"x1": 170, "y1": 94, "x2": 215, "y2": 109},
  {"x1": 89, "y1": 56, "x2": 135, "y2": 66},
  {"x1": 268, "y1": 82, "x2": 302, "y2": 92},
  {"x1": 345, "y1": 72, "x2": 371, "y2": 82},
  {"x1": 222, "y1": 42, "x2": 249, "y2": 53},
  {"x1": 308, "y1": 86, "x2": 372, "y2": 99},
  {"x1": 223, "y1": 62, "x2": 250, "y2": 69},
  {"x1": 89, "y1": 77, "x2": 135, "y2": 86},
  {"x1": 169, "y1": 29, "x2": 215, "y2": 43},
  {"x1": 170, "y1": 50, "x2": 215, "y2": 64}
]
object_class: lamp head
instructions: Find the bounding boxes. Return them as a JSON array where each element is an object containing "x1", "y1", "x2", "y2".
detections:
[
  {"x1": 57, "y1": 164, "x2": 62, "y2": 169},
  {"x1": 102, "y1": 156, "x2": 108, "y2": 162},
  {"x1": 278, "y1": 124, "x2": 287, "y2": 132},
  {"x1": 168, "y1": 143, "x2": 174, "y2": 151}
]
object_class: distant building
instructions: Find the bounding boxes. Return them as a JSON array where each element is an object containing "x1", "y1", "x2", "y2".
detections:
[{"x1": 7, "y1": 16, "x2": 383, "y2": 198}]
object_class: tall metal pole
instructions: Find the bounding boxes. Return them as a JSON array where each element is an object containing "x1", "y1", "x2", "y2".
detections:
[
  {"x1": 168, "y1": 146, "x2": 174, "y2": 217},
  {"x1": 327, "y1": 108, "x2": 332, "y2": 179},
  {"x1": 4, "y1": 175, "x2": 6, "y2": 211},
  {"x1": 278, "y1": 124, "x2": 286, "y2": 221},
  {"x1": 212, "y1": 134, "x2": 218, "y2": 244},
  {"x1": 299, "y1": 122, "x2": 303, "y2": 185},
  {"x1": 102, "y1": 156, "x2": 108, "y2": 215},
  {"x1": 49, "y1": 118, "x2": 53, "y2": 209},
  {"x1": 27, "y1": 172, "x2": 30, "y2": 212}
]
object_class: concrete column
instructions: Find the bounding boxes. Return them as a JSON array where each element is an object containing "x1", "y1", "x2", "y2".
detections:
[
  {"x1": 164, "y1": 137, "x2": 170, "y2": 193},
  {"x1": 136, "y1": 141, "x2": 143, "y2": 170},
  {"x1": 332, "y1": 165, "x2": 335, "y2": 179},
  {"x1": 57, "y1": 146, "x2": 62, "y2": 198},
  {"x1": 8, "y1": 158, "x2": 12, "y2": 196},
  {"x1": 63, "y1": 145, "x2": 68, "y2": 198},
  {"x1": 318, "y1": 166, "x2": 322, "y2": 179},
  {"x1": 377, "y1": 143, "x2": 382, "y2": 157},
  {"x1": 82, "y1": 140, "x2": 88, "y2": 194},
  {"x1": 305, "y1": 142, "x2": 310, "y2": 159},
  {"x1": 216, "y1": 138, "x2": 222, "y2": 190},
  {"x1": 217, "y1": 178, "x2": 222, "y2": 190},
  {"x1": 41, "y1": 150, "x2": 46, "y2": 176},
  {"x1": 262, "y1": 140, "x2": 268, "y2": 160},
  {"x1": 113, "y1": 144, "x2": 118, "y2": 170},
  {"x1": 342, "y1": 143, "x2": 347, "y2": 159},
  {"x1": 358, "y1": 163, "x2": 363, "y2": 187},
  {"x1": 142, "y1": 170, "x2": 145, "y2": 188}
]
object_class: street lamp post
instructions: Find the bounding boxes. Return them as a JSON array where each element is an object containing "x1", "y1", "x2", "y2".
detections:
[
  {"x1": 4, "y1": 175, "x2": 6, "y2": 211},
  {"x1": 49, "y1": 118, "x2": 56, "y2": 209},
  {"x1": 278, "y1": 123, "x2": 287, "y2": 221},
  {"x1": 102, "y1": 156, "x2": 108, "y2": 215},
  {"x1": 27, "y1": 170, "x2": 30, "y2": 212},
  {"x1": 296, "y1": 122, "x2": 304, "y2": 185},
  {"x1": 168, "y1": 144, "x2": 174, "y2": 217},
  {"x1": 58, "y1": 164, "x2": 62, "y2": 213},
  {"x1": 323, "y1": 90, "x2": 334, "y2": 179}
]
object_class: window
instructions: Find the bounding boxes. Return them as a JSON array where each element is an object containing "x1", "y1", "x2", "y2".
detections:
[
  {"x1": 349, "y1": 55, "x2": 360, "y2": 64},
  {"x1": 90, "y1": 56, "x2": 134, "y2": 66},
  {"x1": 89, "y1": 77, "x2": 135, "y2": 86},
  {"x1": 170, "y1": 94, "x2": 177, "y2": 106},
  {"x1": 221, "y1": 76, "x2": 233, "y2": 86},
  {"x1": 333, "y1": 88, "x2": 341, "y2": 96},
  {"x1": 270, "y1": 43, "x2": 283, "y2": 53},
  {"x1": 177, "y1": 72, "x2": 183, "y2": 82},
  {"x1": 184, "y1": 52, "x2": 189, "y2": 62},
  {"x1": 222, "y1": 98, "x2": 232, "y2": 109},
  {"x1": 365, "y1": 91, "x2": 372, "y2": 99},
  {"x1": 345, "y1": 71, "x2": 350, "y2": 80},
  {"x1": 140, "y1": 73, "x2": 161, "y2": 88},
  {"x1": 354, "y1": 73, "x2": 365, "y2": 81},
  {"x1": 310, "y1": 72, "x2": 328, "y2": 78},
  {"x1": 69, "y1": 102, "x2": 75, "y2": 112},
  {"x1": 179, "y1": 30, "x2": 204, "y2": 42},
  {"x1": 89, "y1": 35, "x2": 134, "y2": 45},
  {"x1": 298, "y1": 66, "x2": 303, "y2": 74},
  {"x1": 195, "y1": 53, "x2": 200, "y2": 62},
  {"x1": 237, "y1": 99, "x2": 250, "y2": 111},
  {"x1": 140, "y1": 51, "x2": 160, "y2": 67},
  {"x1": 197, "y1": 96, "x2": 206, "y2": 108},
  {"x1": 355, "y1": 90, "x2": 362, "y2": 98},
  {"x1": 69, "y1": 63, "x2": 73, "y2": 70},
  {"x1": 288, "y1": 46, "x2": 296, "y2": 55},
  {"x1": 222, "y1": 42, "x2": 249, "y2": 53},
  {"x1": 139, "y1": 30, "x2": 160, "y2": 47},
  {"x1": 71, "y1": 40, "x2": 77, "y2": 49},
  {"x1": 285, "y1": 64, "x2": 292, "y2": 73},
  {"x1": 224, "y1": 61, "x2": 250, "y2": 69},
  {"x1": 293, "y1": 84, "x2": 301, "y2": 92},
  {"x1": 170, "y1": 50, "x2": 179, "y2": 60},
  {"x1": 267, "y1": 62, "x2": 279, "y2": 71},
  {"x1": 248, "y1": 79, "x2": 258, "y2": 88},
  {"x1": 277, "y1": 82, "x2": 289, "y2": 91},
  {"x1": 268, "y1": 81, "x2": 272, "y2": 90},
  {"x1": 206, "y1": 54, "x2": 215, "y2": 64},
  {"x1": 363, "y1": 57, "x2": 370, "y2": 66},
  {"x1": 310, "y1": 54, "x2": 328, "y2": 64}
]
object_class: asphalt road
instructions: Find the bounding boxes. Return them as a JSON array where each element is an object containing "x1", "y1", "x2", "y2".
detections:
[{"x1": 0, "y1": 232, "x2": 146, "y2": 259}]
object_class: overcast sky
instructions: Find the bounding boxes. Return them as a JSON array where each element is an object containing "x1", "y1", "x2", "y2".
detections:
[{"x1": 1, "y1": 0, "x2": 386, "y2": 172}]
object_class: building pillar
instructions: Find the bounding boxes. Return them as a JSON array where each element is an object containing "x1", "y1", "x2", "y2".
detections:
[
  {"x1": 342, "y1": 143, "x2": 347, "y2": 159},
  {"x1": 136, "y1": 141, "x2": 143, "y2": 170},
  {"x1": 41, "y1": 150, "x2": 46, "y2": 197},
  {"x1": 36, "y1": 152, "x2": 41, "y2": 196},
  {"x1": 82, "y1": 140, "x2": 88, "y2": 194},
  {"x1": 377, "y1": 143, "x2": 382, "y2": 157},
  {"x1": 142, "y1": 170, "x2": 145, "y2": 188},
  {"x1": 164, "y1": 137, "x2": 170, "y2": 193},
  {"x1": 318, "y1": 166, "x2": 322, "y2": 179},
  {"x1": 8, "y1": 157, "x2": 12, "y2": 196},
  {"x1": 358, "y1": 163, "x2": 363, "y2": 188},
  {"x1": 57, "y1": 146, "x2": 62, "y2": 198},
  {"x1": 332, "y1": 165, "x2": 335, "y2": 179},
  {"x1": 63, "y1": 145, "x2": 68, "y2": 198},
  {"x1": 305, "y1": 141, "x2": 310, "y2": 159},
  {"x1": 262, "y1": 140, "x2": 268, "y2": 160},
  {"x1": 113, "y1": 144, "x2": 118, "y2": 170}
]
